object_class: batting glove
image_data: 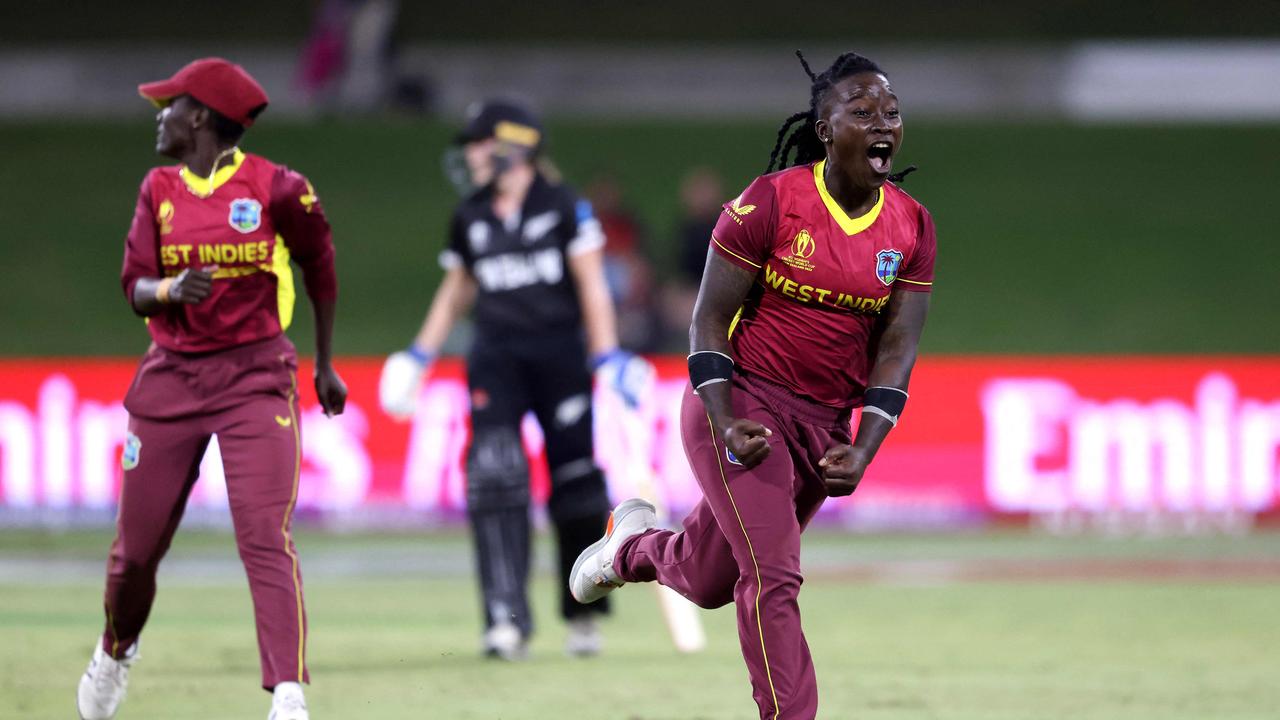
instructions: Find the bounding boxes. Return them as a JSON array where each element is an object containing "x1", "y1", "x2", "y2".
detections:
[
  {"x1": 592, "y1": 349, "x2": 654, "y2": 409},
  {"x1": 379, "y1": 344, "x2": 433, "y2": 421}
]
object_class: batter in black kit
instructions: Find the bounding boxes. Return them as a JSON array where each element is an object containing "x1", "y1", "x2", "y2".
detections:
[
  {"x1": 380, "y1": 99, "x2": 651, "y2": 660},
  {"x1": 455, "y1": 161, "x2": 612, "y2": 648}
]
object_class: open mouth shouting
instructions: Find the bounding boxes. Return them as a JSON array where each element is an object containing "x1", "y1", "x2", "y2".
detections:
[{"x1": 867, "y1": 140, "x2": 893, "y2": 176}]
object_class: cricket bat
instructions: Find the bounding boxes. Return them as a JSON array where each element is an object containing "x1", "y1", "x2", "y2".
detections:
[{"x1": 604, "y1": 368, "x2": 707, "y2": 654}]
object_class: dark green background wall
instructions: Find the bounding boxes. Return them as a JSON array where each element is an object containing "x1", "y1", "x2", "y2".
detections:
[
  {"x1": 3, "y1": 1, "x2": 1274, "y2": 43},
  {"x1": 2, "y1": 120, "x2": 1276, "y2": 356}
]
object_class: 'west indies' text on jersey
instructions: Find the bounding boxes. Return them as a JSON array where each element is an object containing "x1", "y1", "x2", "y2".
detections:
[
  {"x1": 120, "y1": 150, "x2": 337, "y2": 353},
  {"x1": 711, "y1": 160, "x2": 937, "y2": 408},
  {"x1": 440, "y1": 173, "x2": 604, "y2": 338}
]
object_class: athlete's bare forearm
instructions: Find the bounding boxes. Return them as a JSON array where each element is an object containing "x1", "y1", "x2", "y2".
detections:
[
  {"x1": 568, "y1": 248, "x2": 619, "y2": 357},
  {"x1": 852, "y1": 289, "x2": 930, "y2": 457},
  {"x1": 311, "y1": 297, "x2": 348, "y2": 416},
  {"x1": 413, "y1": 266, "x2": 476, "y2": 353},
  {"x1": 689, "y1": 250, "x2": 757, "y2": 433},
  {"x1": 311, "y1": 298, "x2": 337, "y2": 367}
]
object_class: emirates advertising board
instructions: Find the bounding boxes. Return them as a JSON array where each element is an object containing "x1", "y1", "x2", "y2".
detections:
[{"x1": 1, "y1": 357, "x2": 1278, "y2": 530}]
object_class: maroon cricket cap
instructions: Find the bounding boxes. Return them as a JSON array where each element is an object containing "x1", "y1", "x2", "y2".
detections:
[{"x1": 138, "y1": 57, "x2": 269, "y2": 127}]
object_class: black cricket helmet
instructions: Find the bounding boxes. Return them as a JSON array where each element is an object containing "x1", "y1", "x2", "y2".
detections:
[
  {"x1": 443, "y1": 98, "x2": 544, "y2": 195},
  {"x1": 455, "y1": 98, "x2": 544, "y2": 152}
]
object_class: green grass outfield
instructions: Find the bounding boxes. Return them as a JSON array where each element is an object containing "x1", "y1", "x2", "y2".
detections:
[
  {"x1": 3, "y1": 529, "x2": 1278, "y2": 719},
  {"x1": 2, "y1": 120, "x2": 1278, "y2": 356}
]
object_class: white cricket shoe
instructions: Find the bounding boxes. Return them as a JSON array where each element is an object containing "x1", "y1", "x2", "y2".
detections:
[
  {"x1": 564, "y1": 616, "x2": 603, "y2": 658},
  {"x1": 268, "y1": 681, "x2": 309, "y2": 720},
  {"x1": 77, "y1": 639, "x2": 138, "y2": 720},
  {"x1": 482, "y1": 620, "x2": 528, "y2": 661},
  {"x1": 570, "y1": 498, "x2": 657, "y2": 604}
]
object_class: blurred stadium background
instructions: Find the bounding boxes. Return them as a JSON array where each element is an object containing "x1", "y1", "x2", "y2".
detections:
[{"x1": 2, "y1": 2, "x2": 1278, "y2": 718}]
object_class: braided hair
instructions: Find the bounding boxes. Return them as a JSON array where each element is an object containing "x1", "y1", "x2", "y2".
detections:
[{"x1": 766, "y1": 51, "x2": 917, "y2": 183}]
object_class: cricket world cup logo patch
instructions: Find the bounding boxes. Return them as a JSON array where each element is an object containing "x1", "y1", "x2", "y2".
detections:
[
  {"x1": 875, "y1": 249, "x2": 903, "y2": 286},
  {"x1": 792, "y1": 229, "x2": 816, "y2": 259},
  {"x1": 121, "y1": 432, "x2": 142, "y2": 470},
  {"x1": 228, "y1": 198, "x2": 263, "y2": 234},
  {"x1": 783, "y1": 228, "x2": 817, "y2": 271},
  {"x1": 157, "y1": 199, "x2": 175, "y2": 235}
]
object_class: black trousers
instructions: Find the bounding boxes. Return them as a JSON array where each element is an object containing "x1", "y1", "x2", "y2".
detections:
[{"x1": 464, "y1": 330, "x2": 611, "y2": 635}]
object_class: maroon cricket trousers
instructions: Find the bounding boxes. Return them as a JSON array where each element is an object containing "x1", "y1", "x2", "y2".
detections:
[
  {"x1": 615, "y1": 372, "x2": 850, "y2": 720},
  {"x1": 101, "y1": 334, "x2": 309, "y2": 689}
]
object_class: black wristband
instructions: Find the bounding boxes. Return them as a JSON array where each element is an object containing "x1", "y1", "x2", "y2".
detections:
[
  {"x1": 862, "y1": 386, "x2": 908, "y2": 427},
  {"x1": 688, "y1": 351, "x2": 734, "y2": 391}
]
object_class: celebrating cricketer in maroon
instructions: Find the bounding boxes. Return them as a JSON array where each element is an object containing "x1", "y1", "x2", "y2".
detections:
[
  {"x1": 572, "y1": 51, "x2": 935, "y2": 720},
  {"x1": 77, "y1": 57, "x2": 344, "y2": 720},
  {"x1": 712, "y1": 157, "x2": 935, "y2": 408}
]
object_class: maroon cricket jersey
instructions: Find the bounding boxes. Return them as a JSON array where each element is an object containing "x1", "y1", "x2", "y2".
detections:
[
  {"x1": 711, "y1": 160, "x2": 937, "y2": 408},
  {"x1": 120, "y1": 150, "x2": 337, "y2": 353}
]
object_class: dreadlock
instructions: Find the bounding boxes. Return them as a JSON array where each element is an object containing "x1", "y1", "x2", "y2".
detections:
[{"x1": 766, "y1": 50, "x2": 917, "y2": 184}]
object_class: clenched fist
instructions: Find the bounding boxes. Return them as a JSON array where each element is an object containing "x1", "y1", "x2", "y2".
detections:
[
  {"x1": 722, "y1": 418, "x2": 773, "y2": 469},
  {"x1": 818, "y1": 444, "x2": 869, "y2": 497}
]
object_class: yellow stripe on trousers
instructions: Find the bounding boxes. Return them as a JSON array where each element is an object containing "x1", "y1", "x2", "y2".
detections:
[
  {"x1": 107, "y1": 462, "x2": 131, "y2": 658},
  {"x1": 106, "y1": 607, "x2": 119, "y2": 658},
  {"x1": 282, "y1": 371, "x2": 305, "y2": 680},
  {"x1": 706, "y1": 413, "x2": 781, "y2": 719}
]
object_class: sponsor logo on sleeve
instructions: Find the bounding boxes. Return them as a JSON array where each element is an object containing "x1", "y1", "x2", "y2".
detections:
[
  {"x1": 875, "y1": 249, "x2": 903, "y2": 286},
  {"x1": 228, "y1": 198, "x2": 263, "y2": 234},
  {"x1": 723, "y1": 193, "x2": 757, "y2": 225},
  {"x1": 299, "y1": 180, "x2": 318, "y2": 213}
]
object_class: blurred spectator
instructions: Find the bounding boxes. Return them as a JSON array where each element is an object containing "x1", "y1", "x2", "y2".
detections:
[
  {"x1": 660, "y1": 166, "x2": 724, "y2": 350},
  {"x1": 585, "y1": 173, "x2": 663, "y2": 352},
  {"x1": 297, "y1": 0, "x2": 348, "y2": 103},
  {"x1": 298, "y1": 0, "x2": 433, "y2": 114},
  {"x1": 675, "y1": 166, "x2": 724, "y2": 283}
]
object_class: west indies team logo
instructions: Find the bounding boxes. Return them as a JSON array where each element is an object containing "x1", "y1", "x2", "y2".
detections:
[
  {"x1": 782, "y1": 228, "x2": 817, "y2": 271},
  {"x1": 121, "y1": 432, "x2": 142, "y2": 471},
  {"x1": 228, "y1": 198, "x2": 263, "y2": 234},
  {"x1": 725, "y1": 447, "x2": 743, "y2": 466},
  {"x1": 875, "y1": 249, "x2": 904, "y2": 286}
]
